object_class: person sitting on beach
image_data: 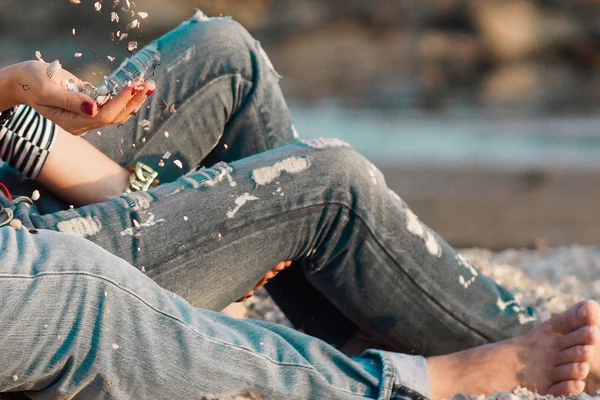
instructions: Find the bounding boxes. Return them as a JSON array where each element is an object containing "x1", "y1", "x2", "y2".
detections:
[{"x1": 1, "y1": 11, "x2": 600, "y2": 399}]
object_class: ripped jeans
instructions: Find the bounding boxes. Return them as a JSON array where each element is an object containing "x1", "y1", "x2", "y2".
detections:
[{"x1": 0, "y1": 13, "x2": 536, "y2": 399}]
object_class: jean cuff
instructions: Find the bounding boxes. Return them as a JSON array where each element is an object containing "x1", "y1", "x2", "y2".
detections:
[{"x1": 386, "y1": 352, "x2": 431, "y2": 399}]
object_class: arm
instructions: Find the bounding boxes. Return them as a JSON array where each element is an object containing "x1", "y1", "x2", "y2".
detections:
[
  {"x1": 0, "y1": 64, "x2": 20, "y2": 111},
  {"x1": 0, "y1": 61, "x2": 155, "y2": 205},
  {"x1": 37, "y1": 126, "x2": 130, "y2": 206}
]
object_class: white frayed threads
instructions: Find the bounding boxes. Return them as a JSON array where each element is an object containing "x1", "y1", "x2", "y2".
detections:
[
  {"x1": 457, "y1": 253, "x2": 478, "y2": 289},
  {"x1": 292, "y1": 125, "x2": 300, "y2": 140},
  {"x1": 190, "y1": 8, "x2": 211, "y2": 22},
  {"x1": 251, "y1": 157, "x2": 310, "y2": 186},
  {"x1": 227, "y1": 193, "x2": 259, "y2": 218},
  {"x1": 185, "y1": 163, "x2": 233, "y2": 189},
  {"x1": 404, "y1": 208, "x2": 442, "y2": 258},
  {"x1": 496, "y1": 297, "x2": 535, "y2": 325},
  {"x1": 303, "y1": 137, "x2": 350, "y2": 149},
  {"x1": 57, "y1": 217, "x2": 102, "y2": 238},
  {"x1": 128, "y1": 192, "x2": 151, "y2": 210},
  {"x1": 120, "y1": 212, "x2": 165, "y2": 236}
]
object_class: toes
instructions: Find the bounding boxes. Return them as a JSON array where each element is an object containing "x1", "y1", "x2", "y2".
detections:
[
  {"x1": 547, "y1": 380, "x2": 586, "y2": 396},
  {"x1": 557, "y1": 345, "x2": 594, "y2": 364},
  {"x1": 559, "y1": 326, "x2": 600, "y2": 350},
  {"x1": 550, "y1": 300, "x2": 600, "y2": 335},
  {"x1": 551, "y1": 362, "x2": 590, "y2": 382},
  {"x1": 576, "y1": 300, "x2": 600, "y2": 326}
]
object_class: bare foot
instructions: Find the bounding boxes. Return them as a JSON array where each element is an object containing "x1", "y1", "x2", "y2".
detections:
[{"x1": 427, "y1": 300, "x2": 600, "y2": 400}]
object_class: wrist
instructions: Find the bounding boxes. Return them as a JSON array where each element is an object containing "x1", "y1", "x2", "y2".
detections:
[{"x1": 0, "y1": 63, "x2": 23, "y2": 109}]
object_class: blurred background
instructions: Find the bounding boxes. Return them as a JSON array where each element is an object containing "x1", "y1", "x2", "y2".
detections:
[{"x1": 1, "y1": 0, "x2": 600, "y2": 249}]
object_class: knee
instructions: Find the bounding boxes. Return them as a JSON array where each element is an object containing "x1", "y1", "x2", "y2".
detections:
[
  {"x1": 304, "y1": 139, "x2": 387, "y2": 197},
  {"x1": 180, "y1": 12, "x2": 276, "y2": 79},
  {"x1": 188, "y1": 14, "x2": 256, "y2": 58}
]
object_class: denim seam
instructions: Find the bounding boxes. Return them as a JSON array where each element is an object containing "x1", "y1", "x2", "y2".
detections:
[
  {"x1": 0, "y1": 271, "x2": 376, "y2": 398},
  {"x1": 0, "y1": 271, "x2": 315, "y2": 368}
]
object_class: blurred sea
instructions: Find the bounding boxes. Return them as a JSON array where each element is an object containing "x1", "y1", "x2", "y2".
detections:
[{"x1": 290, "y1": 102, "x2": 600, "y2": 171}]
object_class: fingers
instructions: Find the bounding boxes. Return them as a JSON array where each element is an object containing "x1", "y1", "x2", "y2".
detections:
[
  {"x1": 99, "y1": 79, "x2": 155, "y2": 124},
  {"x1": 114, "y1": 80, "x2": 156, "y2": 123},
  {"x1": 41, "y1": 83, "x2": 97, "y2": 118}
]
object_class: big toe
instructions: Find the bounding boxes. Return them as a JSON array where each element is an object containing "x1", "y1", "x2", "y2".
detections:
[
  {"x1": 550, "y1": 300, "x2": 600, "y2": 335},
  {"x1": 547, "y1": 380, "x2": 586, "y2": 396}
]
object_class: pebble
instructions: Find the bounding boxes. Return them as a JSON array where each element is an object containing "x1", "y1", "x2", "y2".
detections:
[{"x1": 9, "y1": 219, "x2": 22, "y2": 231}]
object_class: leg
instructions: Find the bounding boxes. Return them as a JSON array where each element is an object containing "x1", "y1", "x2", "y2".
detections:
[
  {"x1": 0, "y1": 227, "x2": 596, "y2": 399},
  {"x1": 85, "y1": 14, "x2": 297, "y2": 180},
  {"x1": 0, "y1": 227, "x2": 424, "y2": 399},
  {"x1": 27, "y1": 141, "x2": 536, "y2": 355}
]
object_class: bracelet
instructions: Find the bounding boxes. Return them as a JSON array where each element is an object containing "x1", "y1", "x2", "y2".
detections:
[{"x1": 125, "y1": 162, "x2": 160, "y2": 193}]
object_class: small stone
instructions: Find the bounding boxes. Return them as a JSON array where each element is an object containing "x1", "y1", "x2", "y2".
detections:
[
  {"x1": 29, "y1": 229, "x2": 38, "y2": 234},
  {"x1": 164, "y1": 131, "x2": 169, "y2": 138},
  {"x1": 105, "y1": 380, "x2": 112, "y2": 386},
  {"x1": 10, "y1": 219, "x2": 22, "y2": 231},
  {"x1": 69, "y1": 0, "x2": 81, "y2": 4},
  {"x1": 141, "y1": 266, "x2": 146, "y2": 273},
  {"x1": 31, "y1": 190, "x2": 40, "y2": 201},
  {"x1": 74, "y1": 52, "x2": 83, "y2": 58},
  {"x1": 11, "y1": 375, "x2": 18, "y2": 382},
  {"x1": 173, "y1": 160, "x2": 183, "y2": 169},
  {"x1": 158, "y1": 159, "x2": 165, "y2": 167},
  {"x1": 224, "y1": 144, "x2": 229, "y2": 149},
  {"x1": 112, "y1": 343, "x2": 120, "y2": 350},
  {"x1": 216, "y1": 232, "x2": 222, "y2": 241},
  {"x1": 169, "y1": 104, "x2": 177, "y2": 114},
  {"x1": 183, "y1": 216, "x2": 188, "y2": 221}
]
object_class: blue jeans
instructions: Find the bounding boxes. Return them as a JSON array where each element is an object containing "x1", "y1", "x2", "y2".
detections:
[{"x1": 0, "y1": 13, "x2": 536, "y2": 399}]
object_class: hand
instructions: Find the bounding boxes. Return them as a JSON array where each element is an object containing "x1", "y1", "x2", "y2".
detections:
[
  {"x1": 12, "y1": 60, "x2": 99, "y2": 119},
  {"x1": 13, "y1": 60, "x2": 156, "y2": 136},
  {"x1": 236, "y1": 261, "x2": 293, "y2": 302}
]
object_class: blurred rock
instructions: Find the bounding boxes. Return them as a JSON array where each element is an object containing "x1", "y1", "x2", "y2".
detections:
[
  {"x1": 471, "y1": 0, "x2": 582, "y2": 62},
  {"x1": 3, "y1": 0, "x2": 600, "y2": 113},
  {"x1": 480, "y1": 62, "x2": 583, "y2": 112}
]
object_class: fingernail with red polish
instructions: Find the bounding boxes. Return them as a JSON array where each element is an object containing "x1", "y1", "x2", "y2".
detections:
[
  {"x1": 81, "y1": 102, "x2": 95, "y2": 116},
  {"x1": 146, "y1": 89, "x2": 155, "y2": 97}
]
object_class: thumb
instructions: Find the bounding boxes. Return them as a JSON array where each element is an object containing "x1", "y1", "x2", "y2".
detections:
[{"x1": 43, "y1": 84, "x2": 98, "y2": 118}]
